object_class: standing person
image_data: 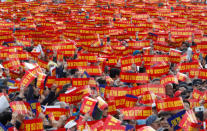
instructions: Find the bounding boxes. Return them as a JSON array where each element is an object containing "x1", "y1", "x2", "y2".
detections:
[{"x1": 180, "y1": 42, "x2": 192, "y2": 62}]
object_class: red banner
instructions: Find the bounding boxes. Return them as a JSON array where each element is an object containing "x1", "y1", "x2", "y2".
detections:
[
  {"x1": 102, "y1": 125, "x2": 126, "y2": 131},
  {"x1": 45, "y1": 108, "x2": 69, "y2": 120},
  {"x1": 169, "y1": 56, "x2": 181, "y2": 64},
  {"x1": 127, "y1": 40, "x2": 150, "y2": 49},
  {"x1": 156, "y1": 97, "x2": 184, "y2": 112},
  {"x1": 113, "y1": 96, "x2": 126, "y2": 109},
  {"x1": 36, "y1": 73, "x2": 46, "y2": 88},
  {"x1": 72, "y1": 78, "x2": 90, "y2": 87},
  {"x1": 104, "y1": 87, "x2": 129, "y2": 98},
  {"x1": 146, "y1": 65, "x2": 169, "y2": 77},
  {"x1": 20, "y1": 119, "x2": 43, "y2": 131},
  {"x1": 124, "y1": 96, "x2": 138, "y2": 108},
  {"x1": 120, "y1": 72, "x2": 149, "y2": 83},
  {"x1": 67, "y1": 60, "x2": 88, "y2": 69},
  {"x1": 58, "y1": 92, "x2": 83, "y2": 104},
  {"x1": 108, "y1": 101, "x2": 117, "y2": 115},
  {"x1": 55, "y1": 78, "x2": 71, "y2": 87},
  {"x1": 179, "y1": 110, "x2": 199, "y2": 131},
  {"x1": 129, "y1": 84, "x2": 166, "y2": 97},
  {"x1": 20, "y1": 70, "x2": 36, "y2": 88},
  {"x1": 80, "y1": 66, "x2": 102, "y2": 76},
  {"x1": 97, "y1": 96, "x2": 108, "y2": 110},
  {"x1": 80, "y1": 97, "x2": 97, "y2": 115},
  {"x1": 10, "y1": 101, "x2": 28, "y2": 115},
  {"x1": 78, "y1": 53, "x2": 97, "y2": 62},
  {"x1": 154, "y1": 43, "x2": 170, "y2": 52},
  {"x1": 37, "y1": 59, "x2": 48, "y2": 69},
  {"x1": 81, "y1": 45, "x2": 104, "y2": 53},
  {"x1": 120, "y1": 106, "x2": 152, "y2": 120},
  {"x1": 2, "y1": 58, "x2": 21, "y2": 70},
  {"x1": 143, "y1": 55, "x2": 169, "y2": 66},
  {"x1": 121, "y1": 55, "x2": 142, "y2": 67},
  {"x1": 178, "y1": 61, "x2": 199, "y2": 73},
  {"x1": 139, "y1": 91, "x2": 155, "y2": 105},
  {"x1": 189, "y1": 69, "x2": 199, "y2": 78},
  {"x1": 58, "y1": 49, "x2": 75, "y2": 57},
  {"x1": 197, "y1": 42, "x2": 207, "y2": 51},
  {"x1": 169, "y1": 49, "x2": 182, "y2": 56},
  {"x1": 160, "y1": 75, "x2": 178, "y2": 86},
  {"x1": 104, "y1": 115, "x2": 122, "y2": 126},
  {"x1": 45, "y1": 76, "x2": 56, "y2": 87},
  {"x1": 198, "y1": 69, "x2": 207, "y2": 79},
  {"x1": 105, "y1": 57, "x2": 118, "y2": 66},
  {"x1": 192, "y1": 89, "x2": 203, "y2": 100},
  {"x1": 45, "y1": 43, "x2": 75, "y2": 50},
  {"x1": 188, "y1": 99, "x2": 200, "y2": 109}
]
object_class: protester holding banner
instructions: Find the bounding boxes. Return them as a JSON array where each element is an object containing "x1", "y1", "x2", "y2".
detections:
[{"x1": 0, "y1": 0, "x2": 207, "y2": 131}]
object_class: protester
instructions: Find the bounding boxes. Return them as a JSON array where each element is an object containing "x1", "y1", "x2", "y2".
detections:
[{"x1": 0, "y1": 0, "x2": 206, "y2": 131}]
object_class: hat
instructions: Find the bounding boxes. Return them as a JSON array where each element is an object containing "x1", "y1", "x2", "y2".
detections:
[
  {"x1": 133, "y1": 50, "x2": 140, "y2": 56},
  {"x1": 146, "y1": 115, "x2": 161, "y2": 126},
  {"x1": 179, "y1": 81, "x2": 188, "y2": 86},
  {"x1": 8, "y1": 92, "x2": 16, "y2": 100},
  {"x1": 152, "y1": 103, "x2": 156, "y2": 108},
  {"x1": 186, "y1": 86, "x2": 193, "y2": 92},
  {"x1": 64, "y1": 120, "x2": 77, "y2": 129},
  {"x1": 47, "y1": 61, "x2": 57, "y2": 69},
  {"x1": 193, "y1": 79, "x2": 202, "y2": 86},
  {"x1": 0, "y1": 64, "x2": 3, "y2": 69},
  {"x1": 126, "y1": 124, "x2": 134, "y2": 131},
  {"x1": 0, "y1": 95, "x2": 10, "y2": 113},
  {"x1": 179, "y1": 83, "x2": 189, "y2": 90}
]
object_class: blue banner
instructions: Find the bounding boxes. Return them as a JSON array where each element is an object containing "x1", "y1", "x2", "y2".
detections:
[{"x1": 167, "y1": 110, "x2": 186, "y2": 130}]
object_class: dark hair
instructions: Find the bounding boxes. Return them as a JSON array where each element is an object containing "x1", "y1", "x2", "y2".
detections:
[
  {"x1": 152, "y1": 78, "x2": 160, "y2": 83},
  {"x1": 158, "y1": 111, "x2": 173, "y2": 118},
  {"x1": 183, "y1": 99, "x2": 190, "y2": 105},
  {"x1": 0, "y1": 111, "x2": 12, "y2": 125},
  {"x1": 70, "y1": 69, "x2": 78, "y2": 75},
  {"x1": 182, "y1": 41, "x2": 189, "y2": 47},
  {"x1": 195, "y1": 111, "x2": 204, "y2": 121},
  {"x1": 109, "y1": 68, "x2": 120, "y2": 78},
  {"x1": 139, "y1": 67, "x2": 146, "y2": 73},
  {"x1": 2, "y1": 42, "x2": 9, "y2": 47}
]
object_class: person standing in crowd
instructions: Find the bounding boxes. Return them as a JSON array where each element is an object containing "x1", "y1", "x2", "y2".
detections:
[{"x1": 0, "y1": 0, "x2": 206, "y2": 131}]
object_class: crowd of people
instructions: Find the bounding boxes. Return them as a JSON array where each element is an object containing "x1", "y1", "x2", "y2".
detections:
[{"x1": 0, "y1": 0, "x2": 207, "y2": 131}]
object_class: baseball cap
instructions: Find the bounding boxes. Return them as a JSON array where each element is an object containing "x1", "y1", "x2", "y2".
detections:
[
  {"x1": 133, "y1": 50, "x2": 140, "y2": 56},
  {"x1": 193, "y1": 79, "x2": 202, "y2": 86},
  {"x1": 146, "y1": 115, "x2": 161, "y2": 126}
]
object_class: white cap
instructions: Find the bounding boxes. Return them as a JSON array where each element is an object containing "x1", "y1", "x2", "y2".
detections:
[
  {"x1": 0, "y1": 95, "x2": 9, "y2": 113},
  {"x1": 152, "y1": 103, "x2": 156, "y2": 108},
  {"x1": 23, "y1": 62, "x2": 36, "y2": 70},
  {"x1": 0, "y1": 64, "x2": 4, "y2": 69},
  {"x1": 205, "y1": 64, "x2": 207, "y2": 69},
  {"x1": 64, "y1": 120, "x2": 77, "y2": 129}
]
